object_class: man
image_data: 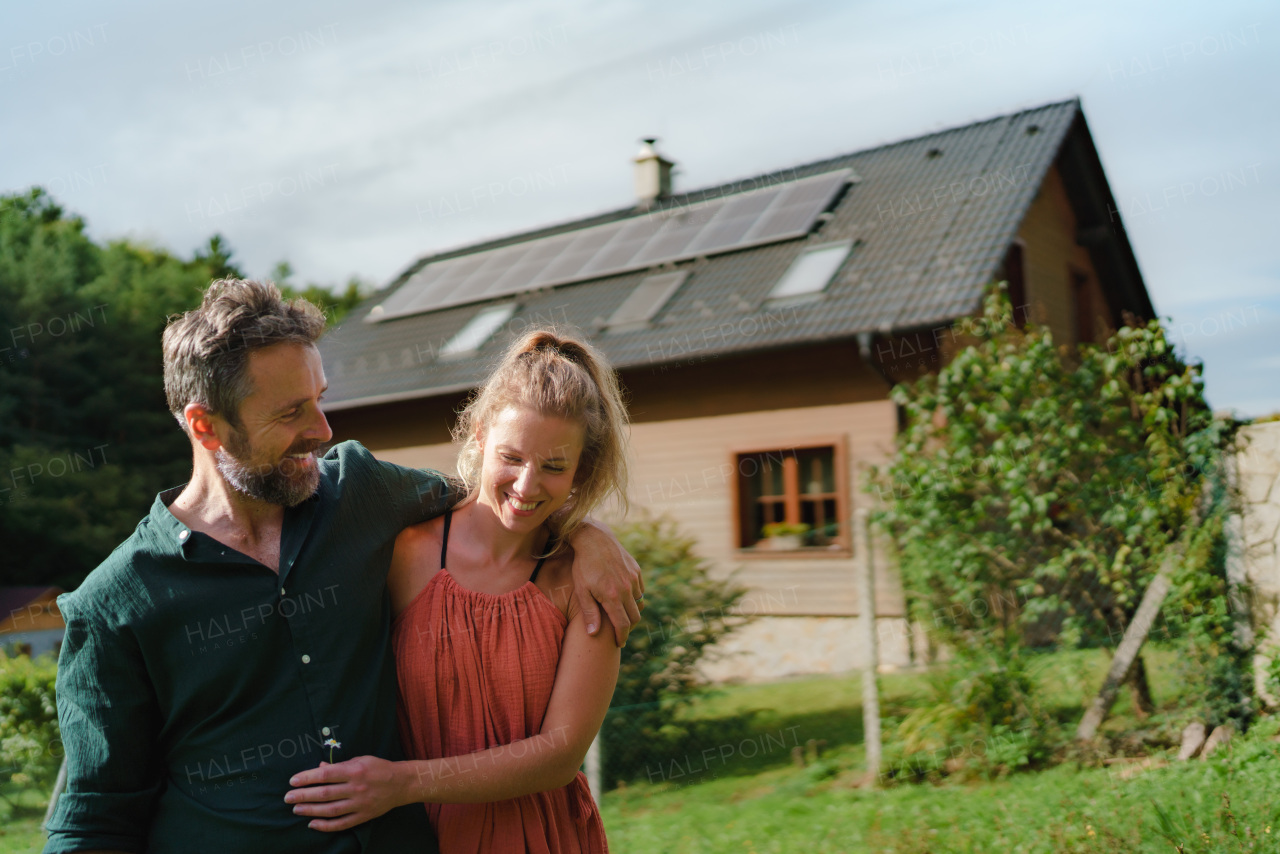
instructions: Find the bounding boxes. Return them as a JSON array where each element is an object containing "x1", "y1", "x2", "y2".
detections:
[{"x1": 44, "y1": 279, "x2": 642, "y2": 853}]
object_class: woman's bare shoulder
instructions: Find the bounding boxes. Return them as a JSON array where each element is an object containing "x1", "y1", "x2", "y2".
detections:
[
  {"x1": 389, "y1": 516, "x2": 448, "y2": 614},
  {"x1": 396, "y1": 515, "x2": 445, "y2": 551},
  {"x1": 536, "y1": 543, "x2": 577, "y2": 617}
]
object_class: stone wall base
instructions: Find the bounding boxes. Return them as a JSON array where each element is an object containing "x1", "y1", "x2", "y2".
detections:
[{"x1": 698, "y1": 615, "x2": 915, "y2": 683}]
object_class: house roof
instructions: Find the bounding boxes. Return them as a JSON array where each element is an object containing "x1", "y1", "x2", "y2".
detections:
[{"x1": 321, "y1": 98, "x2": 1152, "y2": 411}]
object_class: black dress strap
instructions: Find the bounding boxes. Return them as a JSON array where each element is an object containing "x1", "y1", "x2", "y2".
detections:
[
  {"x1": 529, "y1": 555, "x2": 548, "y2": 583},
  {"x1": 439, "y1": 507, "x2": 452, "y2": 569},
  {"x1": 529, "y1": 533, "x2": 555, "y2": 583}
]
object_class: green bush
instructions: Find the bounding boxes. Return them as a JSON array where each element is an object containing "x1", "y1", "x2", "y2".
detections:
[
  {"x1": 883, "y1": 651, "x2": 1057, "y2": 783},
  {"x1": 603, "y1": 515, "x2": 749, "y2": 787},
  {"x1": 0, "y1": 651, "x2": 60, "y2": 792}
]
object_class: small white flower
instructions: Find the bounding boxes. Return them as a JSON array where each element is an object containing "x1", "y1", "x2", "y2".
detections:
[{"x1": 323, "y1": 738, "x2": 341, "y2": 750}]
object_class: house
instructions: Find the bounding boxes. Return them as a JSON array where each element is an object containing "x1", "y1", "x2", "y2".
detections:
[
  {"x1": 0, "y1": 586, "x2": 65, "y2": 657},
  {"x1": 318, "y1": 98, "x2": 1156, "y2": 679}
]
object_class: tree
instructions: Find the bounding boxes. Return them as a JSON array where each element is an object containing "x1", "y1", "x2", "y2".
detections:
[
  {"x1": 873, "y1": 284, "x2": 1246, "y2": 736},
  {"x1": 193, "y1": 234, "x2": 244, "y2": 279},
  {"x1": 271, "y1": 259, "x2": 370, "y2": 327},
  {"x1": 0, "y1": 190, "x2": 215, "y2": 587},
  {"x1": 0, "y1": 190, "x2": 358, "y2": 589}
]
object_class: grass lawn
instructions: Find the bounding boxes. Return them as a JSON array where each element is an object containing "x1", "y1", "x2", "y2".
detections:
[
  {"x1": 5, "y1": 648, "x2": 1270, "y2": 853},
  {"x1": 601, "y1": 757, "x2": 1280, "y2": 853},
  {"x1": 0, "y1": 786, "x2": 46, "y2": 854},
  {"x1": 598, "y1": 646, "x2": 1277, "y2": 853}
]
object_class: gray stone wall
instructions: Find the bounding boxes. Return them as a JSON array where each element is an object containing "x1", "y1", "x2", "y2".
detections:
[{"x1": 1239, "y1": 421, "x2": 1280, "y2": 703}]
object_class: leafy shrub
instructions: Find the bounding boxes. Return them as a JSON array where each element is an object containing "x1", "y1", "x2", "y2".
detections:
[
  {"x1": 873, "y1": 283, "x2": 1250, "y2": 755},
  {"x1": 602, "y1": 515, "x2": 749, "y2": 786},
  {"x1": 0, "y1": 651, "x2": 60, "y2": 792}
]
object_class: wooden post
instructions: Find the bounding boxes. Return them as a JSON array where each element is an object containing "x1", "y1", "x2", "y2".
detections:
[
  {"x1": 585, "y1": 729, "x2": 603, "y2": 803},
  {"x1": 1076, "y1": 549, "x2": 1177, "y2": 742},
  {"x1": 856, "y1": 507, "x2": 882, "y2": 785},
  {"x1": 42, "y1": 755, "x2": 67, "y2": 830}
]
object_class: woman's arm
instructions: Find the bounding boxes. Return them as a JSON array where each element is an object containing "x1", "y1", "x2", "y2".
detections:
[{"x1": 285, "y1": 609, "x2": 620, "y2": 831}]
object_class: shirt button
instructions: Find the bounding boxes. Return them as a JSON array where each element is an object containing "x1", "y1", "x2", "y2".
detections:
[
  {"x1": 178, "y1": 530, "x2": 189, "y2": 541},
  {"x1": 281, "y1": 588, "x2": 287, "y2": 596},
  {"x1": 301, "y1": 654, "x2": 311, "y2": 664},
  {"x1": 321, "y1": 727, "x2": 331, "y2": 736}
]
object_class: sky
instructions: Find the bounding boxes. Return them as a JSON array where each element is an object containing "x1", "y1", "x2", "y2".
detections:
[{"x1": 1, "y1": 0, "x2": 1277, "y2": 416}]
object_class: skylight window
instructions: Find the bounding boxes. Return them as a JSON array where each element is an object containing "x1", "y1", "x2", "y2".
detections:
[
  {"x1": 768, "y1": 241, "x2": 854, "y2": 301},
  {"x1": 440, "y1": 303, "x2": 517, "y2": 358},
  {"x1": 606, "y1": 271, "x2": 688, "y2": 330}
]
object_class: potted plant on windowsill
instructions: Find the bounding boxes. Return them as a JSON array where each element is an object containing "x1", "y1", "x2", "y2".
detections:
[{"x1": 759, "y1": 522, "x2": 811, "y2": 551}]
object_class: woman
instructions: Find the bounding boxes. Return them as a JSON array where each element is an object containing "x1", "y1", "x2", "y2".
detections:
[{"x1": 287, "y1": 329, "x2": 629, "y2": 852}]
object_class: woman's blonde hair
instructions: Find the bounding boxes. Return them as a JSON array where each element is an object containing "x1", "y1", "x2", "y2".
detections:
[{"x1": 452, "y1": 328, "x2": 630, "y2": 552}]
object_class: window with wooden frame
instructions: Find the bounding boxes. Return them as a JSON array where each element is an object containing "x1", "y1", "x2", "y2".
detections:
[{"x1": 734, "y1": 442, "x2": 849, "y2": 552}]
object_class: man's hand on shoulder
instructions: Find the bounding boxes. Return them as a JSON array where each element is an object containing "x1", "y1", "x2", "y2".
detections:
[{"x1": 566, "y1": 518, "x2": 643, "y2": 646}]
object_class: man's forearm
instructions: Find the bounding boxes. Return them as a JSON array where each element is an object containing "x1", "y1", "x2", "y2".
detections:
[{"x1": 567, "y1": 518, "x2": 643, "y2": 644}]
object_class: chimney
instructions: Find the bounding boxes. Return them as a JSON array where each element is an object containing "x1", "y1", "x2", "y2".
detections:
[{"x1": 633, "y1": 138, "x2": 673, "y2": 209}]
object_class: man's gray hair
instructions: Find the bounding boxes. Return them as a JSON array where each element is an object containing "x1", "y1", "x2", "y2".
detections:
[{"x1": 162, "y1": 278, "x2": 326, "y2": 430}]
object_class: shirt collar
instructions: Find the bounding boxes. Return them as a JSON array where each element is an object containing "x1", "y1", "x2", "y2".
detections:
[
  {"x1": 151, "y1": 484, "x2": 194, "y2": 549},
  {"x1": 147, "y1": 480, "x2": 325, "y2": 555}
]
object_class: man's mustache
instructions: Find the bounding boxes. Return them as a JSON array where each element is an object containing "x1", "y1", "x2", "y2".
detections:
[{"x1": 283, "y1": 440, "x2": 327, "y2": 458}]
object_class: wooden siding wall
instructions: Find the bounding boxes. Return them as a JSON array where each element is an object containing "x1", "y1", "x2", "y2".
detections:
[
  {"x1": 627, "y1": 400, "x2": 901, "y2": 616},
  {"x1": 1017, "y1": 165, "x2": 1115, "y2": 344}
]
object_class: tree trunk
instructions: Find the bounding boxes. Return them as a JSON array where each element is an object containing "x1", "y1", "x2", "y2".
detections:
[
  {"x1": 1127, "y1": 653, "x2": 1155, "y2": 718},
  {"x1": 1076, "y1": 550, "x2": 1177, "y2": 741},
  {"x1": 43, "y1": 756, "x2": 67, "y2": 830}
]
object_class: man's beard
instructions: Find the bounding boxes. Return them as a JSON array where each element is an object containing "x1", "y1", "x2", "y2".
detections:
[{"x1": 216, "y1": 428, "x2": 322, "y2": 507}]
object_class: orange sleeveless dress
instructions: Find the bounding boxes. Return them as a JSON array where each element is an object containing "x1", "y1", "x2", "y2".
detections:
[{"x1": 393, "y1": 509, "x2": 608, "y2": 853}]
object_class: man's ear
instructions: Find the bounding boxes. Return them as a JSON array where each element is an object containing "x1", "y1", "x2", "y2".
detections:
[{"x1": 184, "y1": 403, "x2": 223, "y2": 451}]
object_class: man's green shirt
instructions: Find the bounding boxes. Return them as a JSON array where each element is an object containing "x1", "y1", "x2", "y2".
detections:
[{"x1": 44, "y1": 441, "x2": 450, "y2": 854}]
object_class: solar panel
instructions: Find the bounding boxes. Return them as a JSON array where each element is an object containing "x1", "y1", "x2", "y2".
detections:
[
  {"x1": 578, "y1": 216, "x2": 665, "y2": 277},
  {"x1": 684, "y1": 187, "x2": 783, "y2": 255},
  {"x1": 370, "y1": 168, "x2": 853, "y2": 322},
  {"x1": 375, "y1": 265, "x2": 439, "y2": 316},
  {"x1": 530, "y1": 223, "x2": 626, "y2": 287},
  {"x1": 406, "y1": 254, "x2": 487, "y2": 313},
  {"x1": 454, "y1": 243, "x2": 527, "y2": 301},
  {"x1": 480, "y1": 236, "x2": 571, "y2": 297},
  {"x1": 629, "y1": 198, "x2": 727, "y2": 266},
  {"x1": 745, "y1": 172, "x2": 849, "y2": 243}
]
